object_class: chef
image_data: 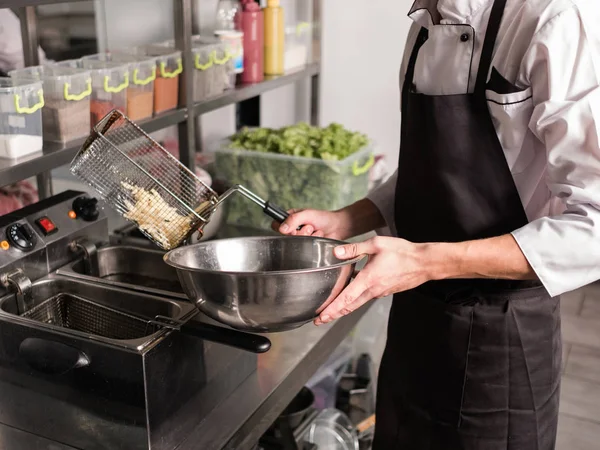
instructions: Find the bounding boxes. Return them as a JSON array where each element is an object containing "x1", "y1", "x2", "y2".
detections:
[{"x1": 277, "y1": 0, "x2": 600, "y2": 448}]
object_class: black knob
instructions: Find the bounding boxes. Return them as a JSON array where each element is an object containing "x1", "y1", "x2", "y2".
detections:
[
  {"x1": 72, "y1": 196, "x2": 99, "y2": 222},
  {"x1": 6, "y1": 223, "x2": 36, "y2": 251}
]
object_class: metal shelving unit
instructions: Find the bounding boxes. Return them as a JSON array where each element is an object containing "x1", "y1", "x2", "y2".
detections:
[{"x1": 0, "y1": 0, "x2": 321, "y2": 198}]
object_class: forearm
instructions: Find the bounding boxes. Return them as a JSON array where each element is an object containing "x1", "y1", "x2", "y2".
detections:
[
  {"x1": 337, "y1": 198, "x2": 386, "y2": 239},
  {"x1": 422, "y1": 234, "x2": 537, "y2": 281}
]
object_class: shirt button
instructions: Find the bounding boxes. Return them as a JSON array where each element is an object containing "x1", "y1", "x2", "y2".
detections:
[{"x1": 460, "y1": 33, "x2": 470, "y2": 42}]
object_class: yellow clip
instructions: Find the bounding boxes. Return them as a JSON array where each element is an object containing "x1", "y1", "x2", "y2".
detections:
[
  {"x1": 296, "y1": 22, "x2": 310, "y2": 36},
  {"x1": 159, "y1": 59, "x2": 183, "y2": 78},
  {"x1": 103, "y1": 73, "x2": 129, "y2": 94},
  {"x1": 214, "y1": 51, "x2": 231, "y2": 66},
  {"x1": 133, "y1": 67, "x2": 156, "y2": 86},
  {"x1": 14, "y1": 89, "x2": 44, "y2": 114},
  {"x1": 195, "y1": 52, "x2": 214, "y2": 71},
  {"x1": 63, "y1": 79, "x2": 92, "y2": 101},
  {"x1": 352, "y1": 153, "x2": 375, "y2": 176}
]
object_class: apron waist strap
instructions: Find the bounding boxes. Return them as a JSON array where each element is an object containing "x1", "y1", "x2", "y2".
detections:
[{"x1": 417, "y1": 279, "x2": 544, "y2": 303}]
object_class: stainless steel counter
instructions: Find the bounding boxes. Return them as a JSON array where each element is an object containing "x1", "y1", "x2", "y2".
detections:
[
  {"x1": 0, "y1": 422, "x2": 78, "y2": 450},
  {"x1": 179, "y1": 305, "x2": 373, "y2": 450}
]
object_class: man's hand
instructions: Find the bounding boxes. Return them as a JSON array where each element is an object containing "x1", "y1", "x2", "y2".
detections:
[
  {"x1": 273, "y1": 199, "x2": 387, "y2": 241},
  {"x1": 272, "y1": 208, "x2": 349, "y2": 239},
  {"x1": 316, "y1": 234, "x2": 537, "y2": 325},
  {"x1": 315, "y1": 236, "x2": 432, "y2": 325}
]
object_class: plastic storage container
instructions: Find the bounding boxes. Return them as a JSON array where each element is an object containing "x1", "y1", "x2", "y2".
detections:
[
  {"x1": 10, "y1": 65, "x2": 92, "y2": 142},
  {"x1": 215, "y1": 139, "x2": 375, "y2": 230},
  {"x1": 191, "y1": 36, "x2": 232, "y2": 100},
  {"x1": 156, "y1": 37, "x2": 232, "y2": 102},
  {"x1": 81, "y1": 59, "x2": 129, "y2": 125},
  {"x1": 138, "y1": 46, "x2": 182, "y2": 115},
  {"x1": 0, "y1": 77, "x2": 44, "y2": 159},
  {"x1": 51, "y1": 58, "x2": 84, "y2": 69},
  {"x1": 83, "y1": 53, "x2": 155, "y2": 121},
  {"x1": 285, "y1": 22, "x2": 312, "y2": 71}
]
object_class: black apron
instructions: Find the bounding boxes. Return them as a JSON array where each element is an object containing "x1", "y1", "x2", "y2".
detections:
[{"x1": 372, "y1": 0, "x2": 561, "y2": 448}]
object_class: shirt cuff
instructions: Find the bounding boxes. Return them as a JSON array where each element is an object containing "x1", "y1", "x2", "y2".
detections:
[{"x1": 511, "y1": 213, "x2": 600, "y2": 297}]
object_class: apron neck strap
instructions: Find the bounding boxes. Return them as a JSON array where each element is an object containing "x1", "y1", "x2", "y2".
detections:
[
  {"x1": 403, "y1": 27, "x2": 429, "y2": 92},
  {"x1": 474, "y1": 0, "x2": 508, "y2": 94}
]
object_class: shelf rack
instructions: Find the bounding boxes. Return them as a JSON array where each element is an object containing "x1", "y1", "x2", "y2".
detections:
[{"x1": 0, "y1": 0, "x2": 321, "y2": 198}]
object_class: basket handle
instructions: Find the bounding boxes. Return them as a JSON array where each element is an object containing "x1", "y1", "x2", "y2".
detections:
[
  {"x1": 63, "y1": 79, "x2": 92, "y2": 101},
  {"x1": 214, "y1": 50, "x2": 231, "y2": 66},
  {"x1": 133, "y1": 67, "x2": 157, "y2": 86},
  {"x1": 159, "y1": 59, "x2": 183, "y2": 78},
  {"x1": 195, "y1": 51, "x2": 214, "y2": 71},
  {"x1": 352, "y1": 153, "x2": 375, "y2": 176},
  {"x1": 103, "y1": 73, "x2": 129, "y2": 93},
  {"x1": 14, "y1": 89, "x2": 44, "y2": 114},
  {"x1": 296, "y1": 21, "x2": 310, "y2": 36}
]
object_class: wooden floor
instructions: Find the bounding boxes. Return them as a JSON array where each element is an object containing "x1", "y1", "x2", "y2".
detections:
[{"x1": 558, "y1": 283, "x2": 600, "y2": 449}]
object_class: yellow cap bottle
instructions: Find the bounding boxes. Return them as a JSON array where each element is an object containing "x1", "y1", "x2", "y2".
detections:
[{"x1": 264, "y1": 0, "x2": 284, "y2": 75}]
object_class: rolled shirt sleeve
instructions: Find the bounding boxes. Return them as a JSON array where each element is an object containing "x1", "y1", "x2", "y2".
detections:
[{"x1": 511, "y1": 4, "x2": 600, "y2": 297}]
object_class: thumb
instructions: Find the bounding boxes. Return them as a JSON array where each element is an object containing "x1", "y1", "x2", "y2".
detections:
[{"x1": 334, "y1": 238, "x2": 378, "y2": 259}]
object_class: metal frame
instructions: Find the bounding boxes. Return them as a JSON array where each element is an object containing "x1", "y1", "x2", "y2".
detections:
[{"x1": 2, "y1": 0, "x2": 321, "y2": 195}]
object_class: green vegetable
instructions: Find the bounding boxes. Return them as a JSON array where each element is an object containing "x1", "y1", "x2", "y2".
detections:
[{"x1": 216, "y1": 123, "x2": 373, "y2": 230}]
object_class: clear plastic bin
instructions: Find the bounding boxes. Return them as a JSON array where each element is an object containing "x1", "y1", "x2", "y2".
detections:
[
  {"x1": 214, "y1": 30, "x2": 242, "y2": 88},
  {"x1": 215, "y1": 139, "x2": 375, "y2": 230},
  {"x1": 191, "y1": 36, "x2": 232, "y2": 100},
  {"x1": 83, "y1": 53, "x2": 155, "y2": 121},
  {"x1": 51, "y1": 58, "x2": 84, "y2": 69},
  {"x1": 154, "y1": 37, "x2": 231, "y2": 102},
  {"x1": 285, "y1": 22, "x2": 312, "y2": 71},
  {"x1": 81, "y1": 59, "x2": 129, "y2": 125},
  {"x1": 0, "y1": 77, "x2": 44, "y2": 159},
  {"x1": 10, "y1": 65, "x2": 92, "y2": 143},
  {"x1": 126, "y1": 45, "x2": 182, "y2": 115}
]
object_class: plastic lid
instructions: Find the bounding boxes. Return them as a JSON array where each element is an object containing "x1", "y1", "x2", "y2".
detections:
[
  {"x1": 266, "y1": 0, "x2": 280, "y2": 6},
  {"x1": 242, "y1": 0, "x2": 261, "y2": 11}
]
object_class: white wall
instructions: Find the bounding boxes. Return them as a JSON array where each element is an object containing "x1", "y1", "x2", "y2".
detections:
[{"x1": 319, "y1": 1, "x2": 411, "y2": 163}]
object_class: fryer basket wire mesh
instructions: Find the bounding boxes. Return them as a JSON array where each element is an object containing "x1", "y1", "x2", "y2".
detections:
[
  {"x1": 70, "y1": 110, "x2": 217, "y2": 251},
  {"x1": 22, "y1": 293, "x2": 160, "y2": 340}
]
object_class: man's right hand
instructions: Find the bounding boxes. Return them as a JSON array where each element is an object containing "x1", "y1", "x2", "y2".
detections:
[
  {"x1": 272, "y1": 199, "x2": 386, "y2": 241},
  {"x1": 272, "y1": 209, "x2": 350, "y2": 240}
]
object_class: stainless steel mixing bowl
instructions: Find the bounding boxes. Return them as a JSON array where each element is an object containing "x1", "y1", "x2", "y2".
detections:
[{"x1": 163, "y1": 236, "x2": 364, "y2": 332}]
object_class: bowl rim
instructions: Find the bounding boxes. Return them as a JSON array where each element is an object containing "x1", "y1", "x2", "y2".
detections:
[{"x1": 162, "y1": 235, "x2": 366, "y2": 275}]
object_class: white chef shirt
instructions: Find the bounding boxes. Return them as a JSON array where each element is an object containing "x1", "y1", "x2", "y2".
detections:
[
  {"x1": 0, "y1": 9, "x2": 47, "y2": 73},
  {"x1": 367, "y1": 0, "x2": 600, "y2": 297}
]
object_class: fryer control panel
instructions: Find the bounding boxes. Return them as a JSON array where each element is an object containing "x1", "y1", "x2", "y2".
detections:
[{"x1": 0, "y1": 190, "x2": 109, "y2": 279}]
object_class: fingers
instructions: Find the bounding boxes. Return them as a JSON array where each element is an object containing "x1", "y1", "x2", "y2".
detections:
[
  {"x1": 334, "y1": 237, "x2": 379, "y2": 260},
  {"x1": 278, "y1": 209, "x2": 316, "y2": 235},
  {"x1": 272, "y1": 209, "x2": 303, "y2": 233},
  {"x1": 315, "y1": 272, "x2": 373, "y2": 325}
]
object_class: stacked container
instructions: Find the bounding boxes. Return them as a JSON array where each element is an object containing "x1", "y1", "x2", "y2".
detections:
[
  {"x1": 81, "y1": 58, "x2": 129, "y2": 125},
  {"x1": 0, "y1": 77, "x2": 44, "y2": 159},
  {"x1": 83, "y1": 53, "x2": 156, "y2": 122},
  {"x1": 191, "y1": 36, "x2": 232, "y2": 99},
  {"x1": 117, "y1": 45, "x2": 182, "y2": 116},
  {"x1": 10, "y1": 65, "x2": 92, "y2": 143},
  {"x1": 284, "y1": 22, "x2": 312, "y2": 71}
]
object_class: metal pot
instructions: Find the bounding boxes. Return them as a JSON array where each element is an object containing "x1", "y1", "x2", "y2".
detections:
[{"x1": 163, "y1": 236, "x2": 364, "y2": 332}]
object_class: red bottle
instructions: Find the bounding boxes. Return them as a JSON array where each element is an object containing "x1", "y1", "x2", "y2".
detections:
[{"x1": 240, "y1": 0, "x2": 264, "y2": 84}]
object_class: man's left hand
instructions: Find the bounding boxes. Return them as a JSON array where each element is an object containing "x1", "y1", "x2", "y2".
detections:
[{"x1": 315, "y1": 237, "x2": 432, "y2": 325}]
